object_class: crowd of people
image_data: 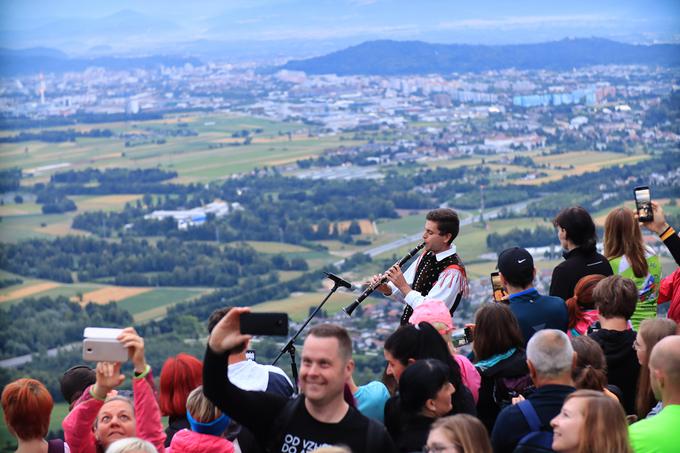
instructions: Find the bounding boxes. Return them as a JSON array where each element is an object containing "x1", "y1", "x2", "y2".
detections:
[{"x1": 2, "y1": 202, "x2": 680, "y2": 453}]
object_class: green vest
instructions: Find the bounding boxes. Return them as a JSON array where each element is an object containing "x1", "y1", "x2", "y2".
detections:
[{"x1": 609, "y1": 250, "x2": 661, "y2": 330}]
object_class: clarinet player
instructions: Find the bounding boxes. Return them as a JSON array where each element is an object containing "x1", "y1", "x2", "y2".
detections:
[{"x1": 369, "y1": 208, "x2": 469, "y2": 325}]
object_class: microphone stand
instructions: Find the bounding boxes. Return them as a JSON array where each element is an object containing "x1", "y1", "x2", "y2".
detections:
[{"x1": 272, "y1": 276, "x2": 344, "y2": 394}]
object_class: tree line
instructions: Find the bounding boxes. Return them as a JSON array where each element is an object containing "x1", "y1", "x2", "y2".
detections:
[
  {"x1": 0, "y1": 236, "x2": 302, "y2": 287},
  {"x1": 0, "y1": 128, "x2": 113, "y2": 143},
  {"x1": 0, "y1": 168, "x2": 21, "y2": 193},
  {"x1": 67, "y1": 155, "x2": 678, "y2": 247},
  {"x1": 0, "y1": 296, "x2": 133, "y2": 360},
  {"x1": 486, "y1": 225, "x2": 556, "y2": 253},
  {"x1": 51, "y1": 168, "x2": 176, "y2": 184},
  {"x1": 69, "y1": 166, "x2": 484, "y2": 243}
]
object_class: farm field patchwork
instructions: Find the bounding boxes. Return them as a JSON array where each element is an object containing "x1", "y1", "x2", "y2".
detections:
[
  {"x1": 513, "y1": 151, "x2": 650, "y2": 185},
  {"x1": 0, "y1": 114, "x2": 364, "y2": 184},
  {"x1": 0, "y1": 195, "x2": 142, "y2": 243},
  {"x1": 119, "y1": 287, "x2": 210, "y2": 321},
  {"x1": 0, "y1": 281, "x2": 62, "y2": 303},
  {"x1": 78, "y1": 286, "x2": 152, "y2": 305},
  {"x1": 251, "y1": 290, "x2": 359, "y2": 322}
]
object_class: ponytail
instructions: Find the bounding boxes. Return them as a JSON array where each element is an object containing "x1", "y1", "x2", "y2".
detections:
[
  {"x1": 566, "y1": 295, "x2": 580, "y2": 330},
  {"x1": 574, "y1": 364, "x2": 607, "y2": 391},
  {"x1": 567, "y1": 275, "x2": 606, "y2": 330}
]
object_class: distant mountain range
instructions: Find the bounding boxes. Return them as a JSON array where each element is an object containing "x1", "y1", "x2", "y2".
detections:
[
  {"x1": 281, "y1": 38, "x2": 680, "y2": 75},
  {"x1": 0, "y1": 47, "x2": 201, "y2": 76},
  {"x1": 3, "y1": 37, "x2": 679, "y2": 77}
]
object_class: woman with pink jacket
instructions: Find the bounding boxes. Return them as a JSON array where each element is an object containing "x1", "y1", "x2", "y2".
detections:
[{"x1": 62, "y1": 328, "x2": 166, "y2": 453}]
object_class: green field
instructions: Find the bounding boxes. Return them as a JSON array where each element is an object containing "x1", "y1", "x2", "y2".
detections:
[
  {"x1": 251, "y1": 290, "x2": 360, "y2": 322},
  {"x1": 241, "y1": 241, "x2": 313, "y2": 254},
  {"x1": 425, "y1": 149, "x2": 651, "y2": 186},
  {"x1": 512, "y1": 151, "x2": 650, "y2": 185},
  {"x1": 0, "y1": 114, "x2": 364, "y2": 185},
  {"x1": 278, "y1": 271, "x2": 305, "y2": 282},
  {"x1": 377, "y1": 212, "x2": 428, "y2": 236},
  {"x1": 0, "y1": 212, "x2": 81, "y2": 243},
  {"x1": 533, "y1": 150, "x2": 640, "y2": 166},
  {"x1": 426, "y1": 156, "x2": 486, "y2": 169},
  {"x1": 21, "y1": 284, "x2": 101, "y2": 302},
  {"x1": 117, "y1": 288, "x2": 211, "y2": 322},
  {"x1": 0, "y1": 270, "x2": 41, "y2": 298},
  {"x1": 0, "y1": 273, "x2": 210, "y2": 325},
  {"x1": 0, "y1": 194, "x2": 144, "y2": 244}
]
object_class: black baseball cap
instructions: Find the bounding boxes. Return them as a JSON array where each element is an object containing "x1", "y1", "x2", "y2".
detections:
[
  {"x1": 497, "y1": 247, "x2": 534, "y2": 286},
  {"x1": 60, "y1": 365, "x2": 96, "y2": 405}
]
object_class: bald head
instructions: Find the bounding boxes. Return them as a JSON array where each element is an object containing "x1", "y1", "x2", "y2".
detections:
[{"x1": 650, "y1": 335, "x2": 680, "y2": 384}]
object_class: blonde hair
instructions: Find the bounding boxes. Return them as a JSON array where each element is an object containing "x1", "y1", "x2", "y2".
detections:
[
  {"x1": 105, "y1": 437, "x2": 157, "y2": 453},
  {"x1": 604, "y1": 207, "x2": 648, "y2": 278},
  {"x1": 566, "y1": 390, "x2": 633, "y2": 453},
  {"x1": 430, "y1": 414, "x2": 492, "y2": 453},
  {"x1": 186, "y1": 385, "x2": 221, "y2": 423}
]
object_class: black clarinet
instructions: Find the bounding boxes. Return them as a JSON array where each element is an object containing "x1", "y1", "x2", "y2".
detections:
[{"x1": 342, "y1": 242, "x2": 426, "y2": 316}]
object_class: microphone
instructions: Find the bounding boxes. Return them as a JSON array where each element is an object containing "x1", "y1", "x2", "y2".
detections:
[{"x1": 323, "y1": 272, "x2": 352, "y2": 289}]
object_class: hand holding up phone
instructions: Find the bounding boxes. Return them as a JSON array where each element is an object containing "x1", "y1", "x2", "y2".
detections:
[
  {"x1": 491, "y1": 272, "x2": 509, "y2": 303},
  {"x1": 634, "y1": 186, "x2": 653, "y2": 223},
  {"x1": 117, "y1": 327, "x2": 146, "y2": 374},
  {"x1": 92, "y1": 362, "x2": 125, "y2": 399},
  {"x1": 637, "y1": 200, "x2": 669, "y2": 234},
  {"x1": 208, "y1": 307, "x2": 252, "y2": 354}
]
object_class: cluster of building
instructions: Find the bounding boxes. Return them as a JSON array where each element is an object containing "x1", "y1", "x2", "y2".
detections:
[
  {"x1": 143, "y1": 200, "x2": 241, "y2": 230},
  {"x1": 1, "y1": 63, "x2": 676, "y2": 158}
]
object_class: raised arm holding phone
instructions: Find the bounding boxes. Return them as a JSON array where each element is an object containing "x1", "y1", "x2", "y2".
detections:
[
  {"x1": 203, "y1": 307, "x2": 396, "y2": 453},
  {"x1": 63, "y1": 327, "x2": 166, "y2": 453},
  {"x1": 637, "y1": 200, "x2": 680, "y2": 266}
]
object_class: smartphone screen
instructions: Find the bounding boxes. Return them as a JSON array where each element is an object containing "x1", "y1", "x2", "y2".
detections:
[
  {"x1": 634, "y1": 186, "x2": 653, "y2": 222},
  {"x1": 491, "y1": 272, "x2": 508, "y2": 302},
  {"x1": 451, "y1": 327, "x2": 472, "y2": 347}
]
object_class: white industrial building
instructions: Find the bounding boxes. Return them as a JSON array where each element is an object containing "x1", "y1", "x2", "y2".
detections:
[{"x1": 144, "y1": 200, "x2": 241, "y2": 230}]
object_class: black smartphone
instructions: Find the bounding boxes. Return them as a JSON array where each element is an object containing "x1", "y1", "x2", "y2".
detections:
[
  {"x1": 452, "y1": 326, "x2": 473, "y2": 347},
  {"x1": 240, "y1": 312, "x2": 289, "y2": 336},
  {"x1": 634, "y1": 186, "x2": 653, "y2": 223},
  {"x1": 491, "y1": 272, "x2": 508, "y2": 303},
  {"x1": 587, "y1": 321, "x2": 601, "y2": 335}
]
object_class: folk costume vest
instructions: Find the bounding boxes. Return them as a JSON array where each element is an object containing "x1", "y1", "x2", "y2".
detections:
[{"x1": 400, "y1": 251, "x2": 466, "y2": 325}]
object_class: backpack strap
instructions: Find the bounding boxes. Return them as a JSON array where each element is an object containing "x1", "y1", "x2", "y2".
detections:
[
  {"x1": 266, "y1": 395, "x2": 304, "y2": 452},
  {"x1": 517, "y1": 400, "x2": 541, "y2": 432}
]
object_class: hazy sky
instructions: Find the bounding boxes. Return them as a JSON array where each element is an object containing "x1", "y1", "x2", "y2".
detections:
[{"x1": 1, "y1": 0, "x2": 679, "y2": 54}]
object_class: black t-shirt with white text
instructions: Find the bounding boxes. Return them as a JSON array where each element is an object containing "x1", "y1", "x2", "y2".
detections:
[
  {"x1": 202, "y1": 347, "x2": 395, "y2": 453},
  {"x1": 275, "y1": 400, "x2": 392, "y2": 453}
]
